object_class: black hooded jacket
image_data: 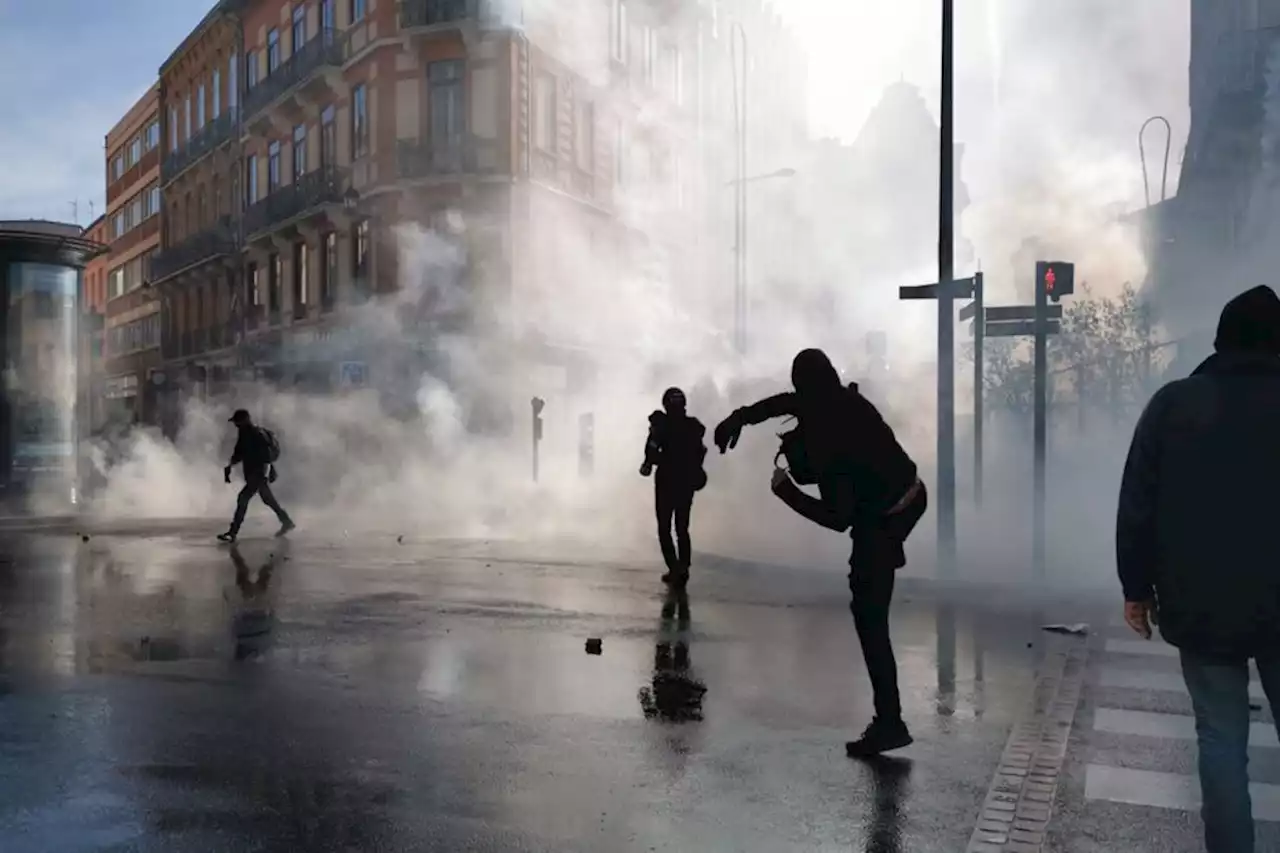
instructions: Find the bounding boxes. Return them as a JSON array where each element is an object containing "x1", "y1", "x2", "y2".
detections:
[
  {"x1": 644, "y1": 411, "x2": 707, "y2": 491},
  {"x1": 1117, "y1": 286, "x2": 1280, "y2": 659},
  {"x1": 734, "y1": 350, "x2": 918, "y2": 529}
]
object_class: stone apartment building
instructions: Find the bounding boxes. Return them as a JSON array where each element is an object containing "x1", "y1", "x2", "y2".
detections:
[
  {"x1": 142, "y1": 0, "x2": 805, "y2": 442},
  {"x1": 102, "y1": 85, "x2": 164, "y2": 426},
  {"x1": 80, "y1": 214, "x2": 110, "y2": 437}
]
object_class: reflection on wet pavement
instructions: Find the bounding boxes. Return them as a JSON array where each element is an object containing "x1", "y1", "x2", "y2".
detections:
[{"x1": 0, "y1": 529, "x2": 1085, "y2": 851}]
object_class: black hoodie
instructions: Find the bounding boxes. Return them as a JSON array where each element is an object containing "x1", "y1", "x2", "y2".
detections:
[
  {"x1": 644, "y1": 411, "x2": 707, "y2": 490},
  {"x1": 1117, "y1": 286, "x2": 1280, "y2": 659}
]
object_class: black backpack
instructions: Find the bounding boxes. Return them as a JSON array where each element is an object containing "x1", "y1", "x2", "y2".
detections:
[{"x1": 259, "y1": 427, "x2": 281, "y2": 463}]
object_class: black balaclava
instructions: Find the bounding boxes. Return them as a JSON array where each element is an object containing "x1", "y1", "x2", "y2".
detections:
[
  {"x1": 791, "y1": 348, "x2": 842, "y2": 397},
  {"x1": 662, "y1": 387, "x2": 687, "y2": 415},
  {"x1": 1215, "y1": 285, "x2": 1280, "y2": 355}
]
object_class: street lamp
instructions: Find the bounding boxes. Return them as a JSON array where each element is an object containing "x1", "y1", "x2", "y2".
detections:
[{"x1": 730, "y1": 21, "x2": 748, "y2": 354}]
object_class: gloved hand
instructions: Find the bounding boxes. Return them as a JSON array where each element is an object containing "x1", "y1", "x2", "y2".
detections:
[
  {"x1": 640, "y1": 462, "x2": 653, "y2": 477},
  {"x1": 713, "y1": 410, "x2": 744, "y2": 454},
  {"x1": 268, "y1": 465, "x2": 278, "y2": 484},
  {"x1": 223, "y1": 466, "x2": 232, "y2": 484}
]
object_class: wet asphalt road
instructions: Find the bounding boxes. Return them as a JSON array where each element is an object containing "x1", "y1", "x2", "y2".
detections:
[{"x1": 0, "y1": 525, "x2": 1125, "y2": 852}]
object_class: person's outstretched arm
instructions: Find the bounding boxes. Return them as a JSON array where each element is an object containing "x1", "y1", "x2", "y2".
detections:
[{"x1": 714, "y1": 392, "x2": 797, "y2": 452}]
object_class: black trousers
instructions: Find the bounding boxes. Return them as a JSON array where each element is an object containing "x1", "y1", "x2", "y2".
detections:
[
  {"x1": 848, "y1": 483, "x2": 929, "y2": 723},
  {"x1": 230, "y1": 472, "x2": 292, "y2": 535},
  {"x1": 655, "y1": 484, "x2": 695, "y2": 572}
]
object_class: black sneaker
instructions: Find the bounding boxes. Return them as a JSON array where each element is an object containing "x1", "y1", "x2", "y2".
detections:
[
  {"x1": 661, "y1": 571, "x2": 688, "y2": 586},
  {"x1": 845, "y1": 718, "x2": 913, "y2": 758},
  {"x1": 217, "y1": 531, "x2": 237, "y2": 543},
  {"x1": 275, "y1": 520, "x2": 296, "y2": 537}
]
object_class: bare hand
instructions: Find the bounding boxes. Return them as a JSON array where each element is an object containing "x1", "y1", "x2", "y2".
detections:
[
  {"x1": 714, "y1": 413, "x2": 743, "y2": 454},
  {"x1": 771, "y1": 466, "x2": 791, "y2": 493},
  {"x1": 1124, "y1": 600, "x2": 1158, "y2": 640}
]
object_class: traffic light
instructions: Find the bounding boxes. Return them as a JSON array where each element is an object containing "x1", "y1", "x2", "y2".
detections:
[
  {"x1": 1035, "y1": 261, "x2": 1075, "y2": 302},
  {"x1": 531, "y1": 397, "x2": 545, "y2": 441}
]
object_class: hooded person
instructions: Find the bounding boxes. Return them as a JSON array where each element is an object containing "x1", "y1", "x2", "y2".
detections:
[
  {"x1": 1117, "y1": 285, "x2": 1280, "y2": 851},
  {"x1": 640, "y1": 387, "x2": 708, "y2": 586},
  {"x1": 218, "y1": 409, "x2": 294, "y2": 543},
  {"x1": 713, "y1": 348, "x2": 927, "y2": 758}
]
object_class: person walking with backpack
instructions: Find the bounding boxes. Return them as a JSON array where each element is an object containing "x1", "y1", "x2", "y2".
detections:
[
  {"x1": 640, "y1": 387, "x2": 708, "y2": 586},
  {"x1": 713, "y1": 348, "x2": 927, "y2": 757},
  {"x1": 218, "y1": 408, "x2": 294, "y2": 543}
]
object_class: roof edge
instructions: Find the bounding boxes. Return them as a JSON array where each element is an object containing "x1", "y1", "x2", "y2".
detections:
[{"x1": 159, "y1": 0, "x2": 238, "y2": 77}]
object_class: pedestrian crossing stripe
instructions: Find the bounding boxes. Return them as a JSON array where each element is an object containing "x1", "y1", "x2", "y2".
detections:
[
  {"x1": 1098, "y1": 666, "x2": 1266, "y2": 699},
  {"x1": 1093, "y1": 707, "x2": 1279, "y2": 747},
  {"x1": 1084, "y1": 764, "x2": 1280, "y2": 821}
]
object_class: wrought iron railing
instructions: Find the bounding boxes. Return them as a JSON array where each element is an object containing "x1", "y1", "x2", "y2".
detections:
[
  {"x1": 397, "y1": 137, "x2": 474, "y2": 178},
  {"x1": 243, "y1": 29, "x2": 344, "y2": 119},
  {"x1": 399, "y1": 0, "x2": 477, "y2": 29},
  {"x1": 150, "y1": 216, "x2": 237, "y2": 281},
  {"x1": 243, "y1": 165, "x2": 347, "y2": 237},
  {"x1": 161, "y1": 109, "x2": 238, "y2": 184}
]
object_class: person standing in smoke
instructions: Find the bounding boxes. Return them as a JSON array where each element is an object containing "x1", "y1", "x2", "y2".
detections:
[
  {"x1": 713, "y1": 349, "x2": 927, "y2": 757},
  {"x1": 218, "y1": 409, "x2": 295, "y2": 543},
  {"x1": 640, "y1": 387, "x2": 708, "y2": 586}
]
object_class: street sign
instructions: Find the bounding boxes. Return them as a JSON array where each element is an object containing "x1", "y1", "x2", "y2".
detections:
[
  {"x1": 959, "y1": 301, "x2": 977, "y2": 322},
  {"x1": 986, "y1": 319, "x2": 1061, "y2": 338},
  {"x1": 898, "y1": 275, "x2": 978, "y2": 301},
  {"x1": 985, "y1": 304, "x2": 1062, "y2": 323}
]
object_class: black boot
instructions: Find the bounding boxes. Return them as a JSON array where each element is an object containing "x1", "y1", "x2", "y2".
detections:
[
  {"x1": 217, "y1": 530, "x2": 237, "y2": 543},
  {"x1": 845, "y1": 717, "x2": 913, "y2": 758}
]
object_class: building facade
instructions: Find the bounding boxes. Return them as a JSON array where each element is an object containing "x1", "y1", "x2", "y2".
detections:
[
  {"x1": 103, "y1": 85, "x2": 164, "y2": 427},
  {"x1": 79, "y1": 215, "x2": 109, "y2": 439},
  {"x1": 142, "y1": 0, "x2": 805, "y2": 444}
]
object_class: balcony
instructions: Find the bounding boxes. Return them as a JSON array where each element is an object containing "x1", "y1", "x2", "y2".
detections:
[
  {"x1": 150, "y1": 217, "x2": 237, "y2": 282},
  {"x1": 397, "y1": 138, "x2": 489, "y2": 179},
  {"x1": 162, "y1": 109, "x2": 238, "y2": 185},
  {"x1": 243, "y1": 29, "x2": 344, "y2": 134},
  {"x1": 243, "y1": 166, "x2": 347, "y2": 240},
  {"x1": 399, "y1": 0, "x2": 480, "y2": 30}
]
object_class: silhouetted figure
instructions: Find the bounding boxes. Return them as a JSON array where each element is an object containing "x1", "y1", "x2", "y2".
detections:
[
  {"x1": 1117, "y1": 285, "x2": 1280, "y2": 853},
  {"x1": 714, "y1": 348, "x2": 926, "y2": 757},
  {"x1": 638, "y1": 588, "x2": 705, "y2": 722},
  {"x1": 640, "y1": 388, "x2": 708, "y2": 585},
  {"x1": 219, "y1": 409, "x2": 294, "y2": 543}
]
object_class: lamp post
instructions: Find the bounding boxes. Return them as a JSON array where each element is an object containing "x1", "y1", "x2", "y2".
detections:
[
  {"x1": 730, "y1": 21, "x2": 748, "y2": 354},
  {"x1": 937, "y1": 0, "x2": 957, "y2": 578}
]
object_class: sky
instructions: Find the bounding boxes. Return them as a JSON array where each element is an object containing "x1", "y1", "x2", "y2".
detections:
[{"x1": 0, "y1": 0, "x2": 1191, "y2": 225}]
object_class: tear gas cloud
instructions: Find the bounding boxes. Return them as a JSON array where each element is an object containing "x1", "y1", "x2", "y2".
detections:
[{"x1": 83, "y1": 0, "x2": 1191, "y2": 590}]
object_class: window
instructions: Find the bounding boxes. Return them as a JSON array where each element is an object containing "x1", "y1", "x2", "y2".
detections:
[
  {"x1": 268, "y1": 141, "x2": 282, "y2": 191},
  {"x1": 109, "y1": 267, "x2": 125, "y2": 299},
  {"x1": 293, "y1": 241, "x2": 309, "y2": 311},
  {"x1": 112, "y1": 154, "x2": 124, "y2": 181},
  {"x1": 575, "y1": 100, "x2": 594, "y2": 170},
  {"x1": 197, "y1": 84, "x2": 206, "y2": 128},
  {"x1": 267, "y1": 29, "x2": 281, "y2": 73},
  {"x1": 642, "y1": 26, "x2": 655, "y2": 85},
  {"x1": 212, "y1": 69, "x2": 221, "y2": 118},
  {"x1": 610, "y1": 0, "x2": 627, "y2": 63},
  {"x1": 428, "y1": 60, "x2": 465, "y2": 162},
  {"x1": 143, "y1": 185, "x2": 158, "y2": 218},
  {"x1": 322, "y1": 232, "x2": 337, "y2": 305},
  {"x1": 246, "y1": 154, "x2": 259, "y2": 203},
  {"x1": 268, "y1": 253, "x2": 282, "y2": 313},
  {"x1": 146, "y1": 119, "x2": 161, "y2": 151},
  {"x1": 229, "y1": 52, "x2": 238, "y2": 109},
  {"x1": 320, "y1": 105, "x2": 336, "y2": 167},
  {"x1": 353, "y1": 220, "x2": 370, "y2": 278},
  {"x1": 184, "y1": 94, "x2": 192, "y2": 140},
  {"x1": 129, "y1": 136, "x2": 141, "y2": 166},
  {"x1": 197, "y1": 187, "x2": 207, "y2": 229},
  {"x1": 292, "y1": 5, "x2": 307, "y2": 51},
  {"x1": 351, "y1": 0, "x2": 366, "y2": 22},
  {"x1": 321, "y1": 0, "x2": 334, "y2": 33},
  {"x1": 663, "y1": 46, "x2": 683, "y2": 104},
  {"x1": 534, "y1": 74, "x2": 555, "y2": 152},
  {"x1": 292, "y1": 123, "x2": 307, "y2": 180},
  {"x1": 248, "y1": 262, "x2": 261, "y2": 306},
  {"x1": 351, "y1": 84, "x2": 369, "y2": 158},
  {"x1": 169, "y1": 107, "x2": 179, "y2": 151},
  {"x1": 112, "y1": 212, "x2": 125, "y2": 239},
  {"x1": 247, "y1": 50, "x2": 259, "y2": 89}
]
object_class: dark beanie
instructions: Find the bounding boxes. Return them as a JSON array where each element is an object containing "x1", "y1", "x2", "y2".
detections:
[{"x1": 1215, "y1": 285, "x2": 1280, "y2": 354}]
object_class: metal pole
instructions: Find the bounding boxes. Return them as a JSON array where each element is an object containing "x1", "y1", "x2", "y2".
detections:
[
  {"x1": 972, "y1": 270, "x2": 983, "y2": 508},
  {"x1": 937, "y1": 0, "x2": 957, "y2": 578},
  {"x1": 1138, "y1": 116, "x2": 1172, "y2": 207},
  {"x1": 1033, "y1": 269, "x2": 1048, "y2": 579}
]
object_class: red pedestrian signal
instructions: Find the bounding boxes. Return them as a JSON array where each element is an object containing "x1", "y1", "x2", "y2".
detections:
[
  {"x1": 1044, "y1": 267, "x2": 1056, "y2": 294},
  {"x1": 1035, "y1": 260, "x2": 1074, "y2": 302}
]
